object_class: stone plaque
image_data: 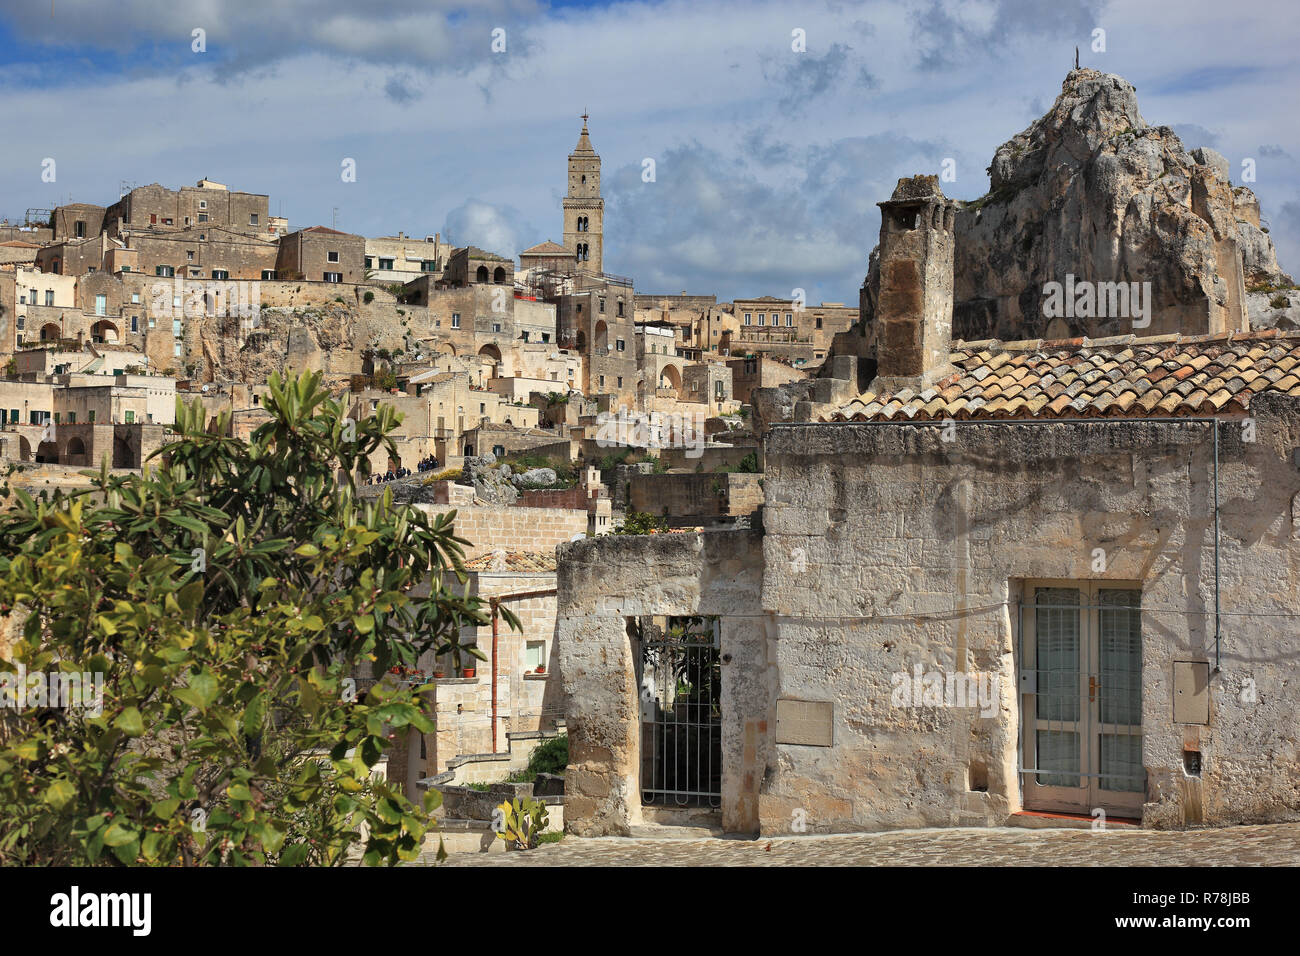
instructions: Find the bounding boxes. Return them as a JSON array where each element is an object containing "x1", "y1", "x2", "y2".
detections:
[{"x1": 775, "y1": 698, "x2": 834, "y2": 747}]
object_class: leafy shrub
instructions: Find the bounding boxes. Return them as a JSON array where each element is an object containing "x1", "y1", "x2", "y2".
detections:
[
  {"x1": 363, "y1": 291, "x2": 375, "y2": 304},
  {"x1": 1270, "y1": 294, "x2": 1290, "y2": 310},
  {"x1": 612, "y1": 512, "x2": 669, "y2": 535}
]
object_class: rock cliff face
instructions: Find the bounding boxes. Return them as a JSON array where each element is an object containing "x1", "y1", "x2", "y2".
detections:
[
  {"x1": 860, "y1": 68, "x2": 1292, "y2": 344},
  {"x1": 189, "y1": 303, "x2": 412, "y2": 382}
]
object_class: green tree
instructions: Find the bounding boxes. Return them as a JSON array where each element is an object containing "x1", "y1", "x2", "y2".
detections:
[{"x1": 0, "y1": 371, "x2": 514, "y2": 865}]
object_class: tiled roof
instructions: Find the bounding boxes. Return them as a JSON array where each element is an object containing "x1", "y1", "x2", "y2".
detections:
[
  {"x1": 463, "y1": 550, "x2": 558, "y2": 573},
  {"x1": 831, "y1": 330, "x2": 1300, "y2": 422},
  {"x1": 520, "y1": 240, "x2": 572, "y2": 255}
]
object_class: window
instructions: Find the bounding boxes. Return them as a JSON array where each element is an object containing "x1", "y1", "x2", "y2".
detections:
[
  {"x1": 156, "y1": 265, "x2": 174, "y2": 277},
  {"x1": 617, "y1": 300, "x2": 624, "y2": 317},
  {"x1": 599, "y1": 375, "x2": 605, "y2": 388},
  {"x1": 364, "y1": 257, "x2": 373, "y2": 269},
  {"x1": 786, "y1": 313, "x2": 793, "y2": 326},
  {"x1": 379, "y1": 258, "x2": 394, "y2": 270},
  {"x1": 88, "y1": 410, "x2": 95, "y2": 423},
  {"x1": 149, "y1": 317, "x2": 156, "y2": 329},
  {"x1": 67, "y1": 412, "x2": 75, "y2": 424},
  {"x1": 16, "y1": 317, "x2": 23, "y2": 331},
  {"x1": 186, "y1": 251, "x2": 195, "y2": 261},
  {"x1": 130, "y1": 316, "x2": 138, "y2": 333},
  {"x1": 261, "y1": 270, "x2": 277, "y2": 281},
  {"x1": 492, "y1": 323, "x2": 502, "y2": 333},
  {"x1": 323, "y1": 272, "x2": 342, "y2": 283},
  {"x1": 212, "y1": 270, "x2": 228, "y2": 280},
  {"x1": 525, "y1": 641, "x2": 545, "y2": 671},
  {"x1": 184, "y1": 217, "x2": 190, "y2": 226},
  {"x1": 744, "y1": 313, "x2": 752, "y2": 325},
  {"x1": 53, "y1": 413, "x2": 60, "y2": 425},
  {"x1": 8, "y1": 410, "x2": 17, "y2": 424},
  {"x1": 521, "y1": 331, "x2": 530, "y2": 342},
  {"x1": 131, "y1": 293, "x2": 140, "y2": 304},
  {"x1": 163, "y1": 218, "x2": 173, "y2": 226},
  {"x1": 479, "y1": 403, "x2": 485, "y2": 414},
  {"x1": 198, "y1": 213, "x2": 208, "y2": 223},
  {"x1": 125, "y1": 410, "x2": 135, "y2": 424},
  {"x1": 541, "y1": 332, "x2": 550, "y2": 343},
  {"x1": 758, "y1": 314, "x2": 766, "y2": 325},
  {"x1": 45, "y1": 290, "x2": 55, "y2": 307},
  {"x1": 150, "y1": 214, "x2": 157, "y2": 225},
  {"x1": 121, "y1": 266, "x2": 131, "y2": 273},
  {"x1": 174, "y1": 341, "x2": 182, "y2": 357},
  {"x1": 199, "y1": 200, "x2": 207, "y2": 209},
  {"x1": 75, "y1": 220, "x2": 85, "y2": 238},
  {"x1": 617, "y1": 376, "x2": 623, "y2": 388},
  {"x1": 327, "y1": 251, "x2": 339, "y2": 263},
  {"x1": 599, "y1": 298, "x2": 605, "y2": 313},
  {"x1": 173, "y1": 319, "x2": 183, "y2": 336},
  {"x1": 451, "y1": 313, "x2": 460, "y2": 329},
  {"x1": 249, "y1": 214, "x2": 259, "y2": 226},
  {"x1": 816, "y1": 317, "x2": 823, "y2": 329},
  {"x1": 616, "y1": 339, "x2": 625, "y2": 352},
  {"x1": 421, "y1": 260, "x2": 437, "y2": 272},
  {"x1": 95, "y1": 294, "x2": 107, "y2": 316}
]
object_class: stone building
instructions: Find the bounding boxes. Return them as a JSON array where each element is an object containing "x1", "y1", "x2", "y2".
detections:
[
  {"x1": 554, "y1": 175, "x2": 1300, "y2": 837},
  {"x1": 276, "y1": 226, "x2": 365, "y2": 284},
  {"x1": 364, "y1": 232, "x2": 449, "y2": 283}
]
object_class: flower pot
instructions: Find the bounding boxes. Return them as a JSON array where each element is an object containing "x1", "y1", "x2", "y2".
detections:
[
  {"x1": 462, "y1": 667, "x2": 476, "y2": 679},
  {"x1": 433, "y1": 671, "x2": 446, "y2": 679},
  {"x1": 535, "y1": 665, "x2": 546, "y2": 674}
]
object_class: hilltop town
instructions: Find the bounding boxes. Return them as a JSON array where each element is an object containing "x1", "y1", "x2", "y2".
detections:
[{"x1": 3, "y1": 67, "x2": 1300, "y2": 865}]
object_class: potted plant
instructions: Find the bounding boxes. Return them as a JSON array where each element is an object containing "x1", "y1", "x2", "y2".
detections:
[
  {"x1": 462, "y1": 664, "x2": 477, "y2": 679},
  {"x1": 535, "y1": 663, "x2": 546, "y2": 675}
]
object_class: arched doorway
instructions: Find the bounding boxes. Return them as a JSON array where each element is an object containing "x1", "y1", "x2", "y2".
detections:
[
  {"x1": 35, "y1": 440, "x2": 58, "y2": 463},
  {"x1": 64, "y1": 436, "x2": 87, "y2": 465},
  {"x1": 593, "y1": 320, "x2": 609, "y2": 353},
  {"x1": 476, "y1": 266, "x2": 489, "y2": 283},
  {"x1": 112, "y1": 435, "x2": 133, "y2": 468},
  {"x1": 493, "y1": 267, "x2": 506, "y2": 284},
  {"x1": 91, "y1": 320, "x2": 120, "y2": 344},
  {"x1": 478, "y1": 344, "x2": 503, "y2": 384},
  {"x1": 660, "y1": 364, "x2": 684, "y2": 398},
  {"x1": 40, "y1": 323, "x2": 61, "y2": 342}
]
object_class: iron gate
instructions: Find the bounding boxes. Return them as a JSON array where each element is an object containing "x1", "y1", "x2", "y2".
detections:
[{"x1": 639, "y1": 617, "x2": 722, "y2": 807}]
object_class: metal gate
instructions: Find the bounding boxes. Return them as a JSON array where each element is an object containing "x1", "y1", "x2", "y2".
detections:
[
  {"x1": 638, "y1": 617, "x2": 722, "y2": 807},
  {"x1": 1018, "y1": 584, "x2": 1145, "y2": 816}
]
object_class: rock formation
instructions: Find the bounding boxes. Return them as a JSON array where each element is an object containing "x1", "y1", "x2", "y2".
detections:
[{"x1": 859, "y1": 68, "x2": 1293, "y2": 345}]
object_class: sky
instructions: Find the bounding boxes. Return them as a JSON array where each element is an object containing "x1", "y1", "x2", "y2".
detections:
[{"x1": 0, "y1": 0, "x2": 1297, "y2": 304}]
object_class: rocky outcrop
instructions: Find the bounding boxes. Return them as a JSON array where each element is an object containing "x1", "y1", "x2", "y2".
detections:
[
  {"x1": 857, "y1": 69, "x2": 1292, "y2": 346},
  {"x1": 458, "y1": 454, "x2": 519, "y2": 505}
]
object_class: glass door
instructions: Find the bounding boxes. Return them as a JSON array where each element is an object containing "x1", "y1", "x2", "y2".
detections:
[{"x1": 1020, "y1": 582, "x2": 1145, "y2": 817}]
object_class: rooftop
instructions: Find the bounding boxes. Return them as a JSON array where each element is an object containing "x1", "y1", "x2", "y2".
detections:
[
  {"x1": 830, "y1": 329, "x2": 1300, "y2": 422},
  {"x1": 463, "y1": 549, "x2": 558, "y2": 573}
]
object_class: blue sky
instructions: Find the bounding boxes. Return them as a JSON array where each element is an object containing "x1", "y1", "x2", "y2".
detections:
[{"x1": 0, "y1": 0, "x2": 1296, "y2": 303}]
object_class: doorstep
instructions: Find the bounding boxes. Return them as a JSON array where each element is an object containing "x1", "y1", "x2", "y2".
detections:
[{"x1": 1008, "y1": 810, "x2": 1141, "y2": 830}]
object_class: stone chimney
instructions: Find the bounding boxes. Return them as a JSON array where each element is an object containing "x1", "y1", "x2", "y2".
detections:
[{"x1": 870, "y1": 175, "x2": 957, "y2": 392}]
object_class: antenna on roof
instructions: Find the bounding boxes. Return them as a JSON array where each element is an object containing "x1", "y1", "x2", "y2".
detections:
[{"x1": 1075, "y1": 46, "x2": 1079, "y2": 69}]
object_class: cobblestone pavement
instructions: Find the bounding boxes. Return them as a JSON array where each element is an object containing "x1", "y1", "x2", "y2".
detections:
[{"x1": 424, "y1": 823, "x2": 1300, "y2": 866}]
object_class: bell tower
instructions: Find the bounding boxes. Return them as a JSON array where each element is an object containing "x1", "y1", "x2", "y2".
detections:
[{"x1": 563, "y1": 112, "x2": 604, "y2": 274}]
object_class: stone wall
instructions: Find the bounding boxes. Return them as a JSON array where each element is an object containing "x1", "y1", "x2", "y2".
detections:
[
  {"x1": 628, "y1": 472, "x2": 763, "y2": 521},
  {"x1": 555, "y1": 530, "x2": 771, "y2": 835},
  {"x1": 412, "y1": 502, "x2": 588, "y2": 557},
  {"x1": 760, "y1": 397, "x2": 1300, "y2": 832}
]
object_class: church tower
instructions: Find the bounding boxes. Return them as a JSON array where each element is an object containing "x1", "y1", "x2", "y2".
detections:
[{"x1": 563, "y1": 113, "x2": 604, "y2": 274}]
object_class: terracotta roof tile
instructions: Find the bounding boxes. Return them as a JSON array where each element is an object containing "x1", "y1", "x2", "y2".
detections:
[{"x1": 827, "y1": 329, "x2": 1300, "y2": 423}]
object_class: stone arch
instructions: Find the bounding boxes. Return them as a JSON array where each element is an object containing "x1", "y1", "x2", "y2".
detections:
[
  {"x1": 64, "y1": 436, "x2": 87, "y2": 465},
  {"x1": 40, "y1": 322, "x2": 61, "y2": 342},
  {"x1": 476, "y1": 265, "x2": 489, "y2": 283},
  {"x1": 35, "y1": 440, "x2": 58, "y2": 463},
  {"x1": 112, "y1": 435, "x2": 133, "y2": 468},
  {"x1": 438, "y1": 341, "x2": 457, "y2": 357},
  {"x1": 493, "y1": 267, "x2": 506, "y2": 284},
  {"x1": 18, "y1": 436, "x2": 31, "y2": 461},
  {"x1": 478, "y1": 343, "x2": 503, "y2": 382},
  {"x1": 594, "y1": 320, "x2": 609, "y2": 352},
  {"x1": 660, "y1": 364, "x2": 683, "y2": 396},
  {"x1": 91, "y1": 319, "x2": 120, "y2": 344}
]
